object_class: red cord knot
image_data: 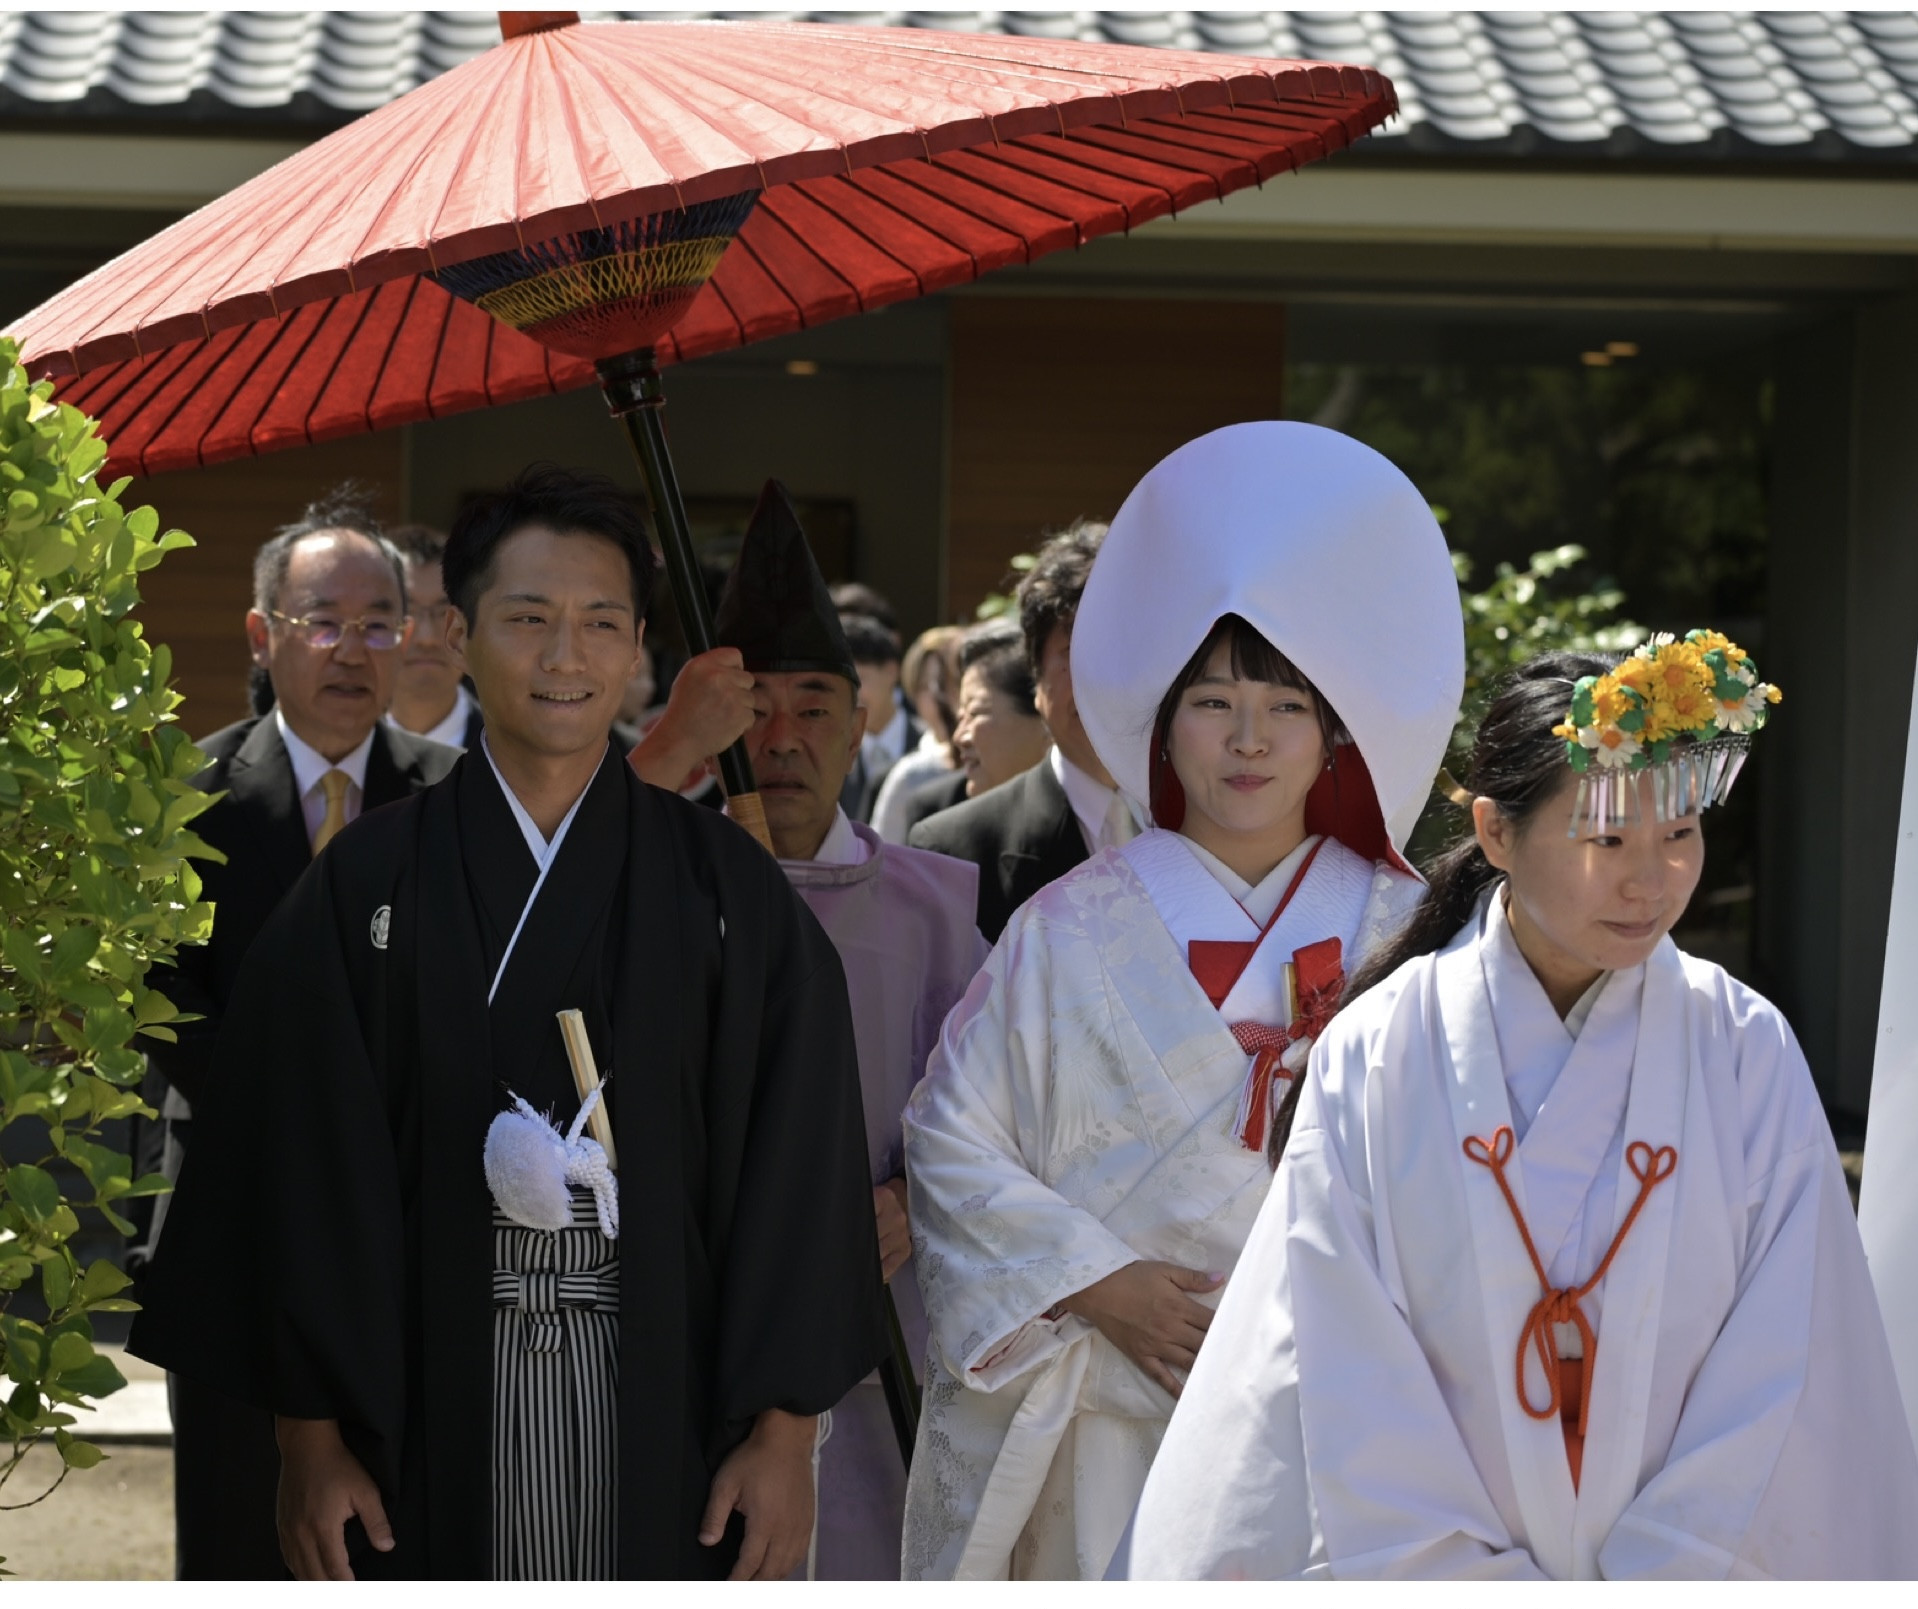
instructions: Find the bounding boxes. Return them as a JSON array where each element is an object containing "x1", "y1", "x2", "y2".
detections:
[
  {"x1": 1225, "y1": 939, "x2": 1343, "y2": 1153},
  {"x1": 1464, "y1": 1124, "x2": 1677, "y2": 1488}
]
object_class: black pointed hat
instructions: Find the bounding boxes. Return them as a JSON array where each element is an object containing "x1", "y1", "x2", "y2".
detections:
[{"x1": 712, "y1": 479, "x2": 859, "y2": 684}]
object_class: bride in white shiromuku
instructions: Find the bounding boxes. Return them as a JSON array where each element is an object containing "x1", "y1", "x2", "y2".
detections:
[
  {"x1": 1121, "y1": 641, "x2": 1918, "y2": 1580},
  {"x1": 899, "y1": 423, "x2": 1464, "y2": 1579}
]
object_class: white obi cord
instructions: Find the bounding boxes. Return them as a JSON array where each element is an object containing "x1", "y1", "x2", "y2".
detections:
[{"x1": 484, "y1": 1085, "x2": 619, "y2": 1240}]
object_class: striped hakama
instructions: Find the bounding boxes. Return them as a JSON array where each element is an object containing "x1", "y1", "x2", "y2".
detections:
[{"x1": 491, "y1": 1194, "x2": 619, "y2": 1579}]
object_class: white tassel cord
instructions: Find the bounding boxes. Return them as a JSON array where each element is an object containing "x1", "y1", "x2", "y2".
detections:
[{"x1": 484, "y1": 1085, "x2": 620, "y2": 1240}]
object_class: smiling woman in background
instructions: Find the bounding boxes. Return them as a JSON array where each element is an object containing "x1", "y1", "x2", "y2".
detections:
[
  {"x1": 899, "y1": 423, "x2": 1464, "y2": 1580},
  {"x1": 948, "y1": 619, "x2": 1050, "y2": 799}
]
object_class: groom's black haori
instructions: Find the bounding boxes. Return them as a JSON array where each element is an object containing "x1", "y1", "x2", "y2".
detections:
[{"x1": 131, "y1": 471, "x2": 885, "y2": 1580}]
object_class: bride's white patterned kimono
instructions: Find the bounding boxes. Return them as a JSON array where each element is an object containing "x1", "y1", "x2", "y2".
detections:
[{"x1": 900, "y1": 831, "x2": 1419, "y2": 1579}]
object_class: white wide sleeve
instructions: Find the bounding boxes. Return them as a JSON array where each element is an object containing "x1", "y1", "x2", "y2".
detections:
[
  {"x1": 1124, "y1": 1040, "x2": 1545, "y2": 1580},
  {"x1": 904, "y1": 937, "x2": 1139, "y2": 1391},
  {"x1": 1601, "y1": 1125, "x2": 1918, "y2": 1580}
]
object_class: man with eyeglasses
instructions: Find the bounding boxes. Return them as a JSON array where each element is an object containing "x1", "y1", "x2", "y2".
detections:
[{"x1": 138, "y1": 488, "x2": 461, "y2": 1581}]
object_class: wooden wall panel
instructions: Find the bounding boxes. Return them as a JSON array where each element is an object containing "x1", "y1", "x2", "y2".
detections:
[
  {"x1": 945, "y1": 295, "x2": 1285, "y2": 615},
  {"x1": 123, "y1": 434, "x2": 406, "y2": 739}
]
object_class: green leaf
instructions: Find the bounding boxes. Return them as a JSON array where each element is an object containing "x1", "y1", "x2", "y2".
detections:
[
  {"x1": 116, "y1": 1173, "x2": 171, "y2": 1201},
  {"x1": 47, "y1": 924, "x2": 100, "y2": 979},
  {"x1": 47, "y1": 1331, "x2": 92, "y2": 1377},
  {"x1": 6, "y1": 1164, "x2": 58, "y2": 1221},
  {"x1": 58, "y1": 1435, "x2": 105, "y2": 1470},
  {"x1": 54, "y1": 1353, "x2": 124, "y2": 1399},
  {"x1": 40, "y1": 1255, "x2": 71, "y2": 1313}
]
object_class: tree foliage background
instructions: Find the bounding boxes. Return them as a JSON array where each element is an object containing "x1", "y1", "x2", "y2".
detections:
[
  {"x1": 1297, "y1": 358, "x2": 1772, "y2": 957},
  {"x1": 0, "y1": 336, "x2": 216, "y2": 1529}
]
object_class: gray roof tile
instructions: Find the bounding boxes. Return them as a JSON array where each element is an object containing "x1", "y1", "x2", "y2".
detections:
[{"x1": 1, "y1": 9, "x2": 1913, "y2": 156}]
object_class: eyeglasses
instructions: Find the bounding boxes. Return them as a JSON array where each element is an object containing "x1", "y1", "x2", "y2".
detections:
[{"x1": 267, "y1": 610, "x2": 411, "y2": 651}]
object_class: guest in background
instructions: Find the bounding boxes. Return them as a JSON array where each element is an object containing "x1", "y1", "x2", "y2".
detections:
[
  {"x1": 908, "y1": 522, "x2": 1123, "y2": 942},
  {"x1": 948, "y1": 621, "x2": 1050, "y2": 801},
  {"x1": 839, "y1": 612, "x2": 917, "y2": 822},
  {"x1": 870, "y1": 624, "x2": 964, "y2": 844},
  {"x1": 385, "y1": 523, "x2": 484, "y2": 752},
  {"x1": 142, "y1": 488, "x2": 461, "y2": 1580},
  {"x1": 831, "y1": 580, "x2": 899, "y2": 636}
]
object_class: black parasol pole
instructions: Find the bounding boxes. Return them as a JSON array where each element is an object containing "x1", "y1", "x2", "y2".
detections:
[
  {"x1": 878, "y1": 1277, "x2": 920, "y2": 1471},
  {"x1": 598, "y1": 348, "x2": 771, "y2": 850}
]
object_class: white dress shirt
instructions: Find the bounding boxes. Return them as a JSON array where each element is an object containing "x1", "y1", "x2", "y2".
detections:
[
  {"x1": 275, "y1": 709, "x2": 375, "y2": 850},
  {"x1": 1050, "y1": 745, "x2": 1144, "y2": 855},
  {"x1": 386, "y1": 683, "x2": 478, "y2": 752},
  {"x1": 861, "y1": 698, "x2": 913, "y2": 777},
  {"x1": 809, "y1": 805, "x2": 875, "y2": 869}
]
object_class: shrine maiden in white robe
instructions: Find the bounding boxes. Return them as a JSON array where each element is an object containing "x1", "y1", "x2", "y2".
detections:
[
  {"x1": 900, "y1": 828, "x2": 1421, "y2": 1580},
  {"x1": 1122, "y1": 891, "x2": 1918, "y2": 1580}
]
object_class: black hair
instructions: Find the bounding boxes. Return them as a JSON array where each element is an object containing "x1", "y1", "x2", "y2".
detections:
[
  {"x1": 388, "y1": 522, "x2": 447, "y2": 567},
  {"x1": 840, "y1": 611, "x2": 901, "y2": 668},
  {"x1": 251, "y1": 483, "x2": 406, "y2": 616},
  {"x1": 1016, "y1": 518, "x2": 1107, "y2": 673},
  {"x1": 1152, "y1": 614, "x2": 1345, "y2": 768},
  {"x1": 1264, "y1": 648, "x2": 1617, "y2": 1168},
  {"x1": 829, "y1": 581, "x2": 897, "y2": 634},
  {"x1": 958, "y1": 618, "x2": 1039, "y2": 718},
  {"x1": 442, "y1": 463, "x2": 657, "y2": 629},
  {"x1": 247, "y1": 664, "x2": 275, "y2": 718}
]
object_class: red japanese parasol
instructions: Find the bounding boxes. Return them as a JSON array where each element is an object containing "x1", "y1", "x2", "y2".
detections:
[{"x1": 12, "y1": 12, "x2": 1393, "y2": 834}]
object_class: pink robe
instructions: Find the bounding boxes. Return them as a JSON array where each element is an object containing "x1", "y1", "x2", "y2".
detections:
[{"x1": 783, "y1": 817, "x2": 988, "y2": 1578}]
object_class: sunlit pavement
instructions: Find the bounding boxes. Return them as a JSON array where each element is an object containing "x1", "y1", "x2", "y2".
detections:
[{"x1": 3, "y1": 1346, "x2": 173, "y2": 1580}]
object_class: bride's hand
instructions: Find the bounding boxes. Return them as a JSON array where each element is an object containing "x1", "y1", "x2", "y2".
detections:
[{"x1": 1058, "y1": 1260, "x2": 1224, "y2": 1398}]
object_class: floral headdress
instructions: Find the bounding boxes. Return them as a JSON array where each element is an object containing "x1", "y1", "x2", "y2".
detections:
[{"x1": 1553, "y1": 630, "x2": 1780, "y2": 834}]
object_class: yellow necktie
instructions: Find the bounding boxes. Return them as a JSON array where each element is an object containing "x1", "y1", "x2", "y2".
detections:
[
  {"x1": 313, "y1": 769, "x2": 351, "y2": 855},
  {"x1": 1103, "y1": 791, "x2": 1141, "y2": 848}
]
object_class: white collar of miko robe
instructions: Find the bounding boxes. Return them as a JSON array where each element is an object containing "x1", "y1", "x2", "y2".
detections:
[{"x1": 1072, "y1": 422, "x2": 1464, "y2": 862}]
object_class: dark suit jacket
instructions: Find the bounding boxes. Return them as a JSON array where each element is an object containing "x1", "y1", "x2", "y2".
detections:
[
  {"x1": 137, "y1": 714, "x2": 456, "y2": 1577},
  {"x1": 908, "y1": 756, "x2": 1087, "y2": 943},
  {"x1": 146, "y1": 714, "x2": 460, "y2": 1110}
]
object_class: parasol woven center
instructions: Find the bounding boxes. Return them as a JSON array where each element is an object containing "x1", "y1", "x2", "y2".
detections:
[{"x1": 431, "y1": 191, "x2": 757, "y2": 360}]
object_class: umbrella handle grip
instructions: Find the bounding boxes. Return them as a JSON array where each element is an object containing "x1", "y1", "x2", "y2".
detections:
[{"x1": 727, "y1": 789, "x2": 773, "y2": 854}]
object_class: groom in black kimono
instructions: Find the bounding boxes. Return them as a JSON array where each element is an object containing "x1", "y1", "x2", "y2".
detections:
[{"x1": 131, "y1": 464, "x2": 884, "y2": 1581}]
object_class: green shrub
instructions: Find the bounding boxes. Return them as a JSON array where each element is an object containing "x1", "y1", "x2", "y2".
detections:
[
  {"x1": 1453, "y1": 540, "x2": 1644, "y2": 760},
  {"x1": 0, "y1": 335, "x2": 219, "y2": 1527}
]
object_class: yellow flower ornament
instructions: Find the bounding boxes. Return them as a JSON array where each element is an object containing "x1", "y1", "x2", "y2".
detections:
[{"x1": 1553, "y1": 630, "x2": 1780, "y2": 833}]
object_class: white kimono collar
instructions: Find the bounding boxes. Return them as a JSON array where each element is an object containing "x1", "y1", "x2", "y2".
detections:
[
  {"x1": 1435, "y1": 896, "x2": 1689, "y2": 1574},
  {"x1": 1125, "y1": 829, "x2": 1370, "y2": 1028},
  {"x1": 480, "y1": 733, "x2": 594, "y2": 1002}
]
